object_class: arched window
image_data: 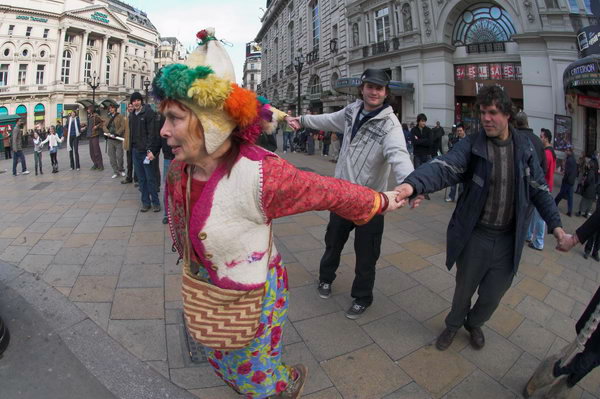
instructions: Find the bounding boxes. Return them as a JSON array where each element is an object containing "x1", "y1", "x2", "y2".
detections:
[
  {"x1": 452, "y1": 4, "x2": 516, "y2": 46},
  {"x1": 105, "y1": 57, "x2": 111, "y2": 84},
  {"x1": 308, "y1": 75, "x2": 322, "y2": 95},
  {"x1": 84, "y1": 53, "x2": 92, "y2": 81},
  {"x1": 286, "y1": 83, "x2": 295, "y2": 100},
  {"x1": 330, "y1": 72, "x2": 339, "y2": 92},
  {"x1": 352, "y1": 23, "x2": 360, "y2": 47},
  {"x1": 61, "y1": 50, "x2": 71, "y2": 83},
  {"x1": 0, "y1": 106, "x2": 8, "y2": 115}
]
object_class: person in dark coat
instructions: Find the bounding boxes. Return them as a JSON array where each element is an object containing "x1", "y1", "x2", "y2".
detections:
[
  {"x1": 514, "y1": 111, "x2": 546, "y2": 172},
  {"x1": 525, "y1": 208, "x2": 600, "y2": 397},
  {"x1": 410, "y1": 113, "x2": 433, "y2": 168},
  {"x1": 431, "y1": 121, "x2": 445, "y2": 157},
  {"x1": 555, "y1": 146, "x2": 578, "y2": 216},
  {"x1": 577, "y1": 157, "x2": 598, "y2": 218},
  {"x1": 394, "y1": 85, "x2": 566, "y2": 352}
]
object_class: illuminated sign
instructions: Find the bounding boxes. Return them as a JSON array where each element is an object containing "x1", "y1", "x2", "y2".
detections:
[
  {"x1": 16, "y1": 15, "x2": 48, "y2": 23},
  {"x1": 91, "y1": 11, "x2": 109, "y2": 24}
]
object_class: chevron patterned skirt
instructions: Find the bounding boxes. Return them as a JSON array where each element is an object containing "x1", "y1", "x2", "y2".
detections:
[{"x1": 203, "y1": 259, "x2": 292, "y2": 398}]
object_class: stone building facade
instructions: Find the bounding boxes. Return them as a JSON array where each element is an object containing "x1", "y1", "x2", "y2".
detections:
[
  {"x1": 0, "y1": 0, "x2": 160, "y2": 130},
  {"x1": 243, "y1": 52, "x2": 262, "y2": 93},
  {"x1": 256, "y1": 0, "x2": 597, "y2": 155},
  {"x1": 154, "y1": 36, "x2": 186, "y2": 72}
]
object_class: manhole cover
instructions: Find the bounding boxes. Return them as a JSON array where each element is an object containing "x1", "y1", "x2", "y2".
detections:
[
  {"x1": 181, "y1": 312, "x2": 207, "y2": 365},
  {"x1": 30, "y1": 182, "x2": 53, "y2": 190}
]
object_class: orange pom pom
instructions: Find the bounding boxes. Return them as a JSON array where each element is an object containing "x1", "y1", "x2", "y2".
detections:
[{"x1": 224, "y1": 84, "x2": 258, "y2": 127}]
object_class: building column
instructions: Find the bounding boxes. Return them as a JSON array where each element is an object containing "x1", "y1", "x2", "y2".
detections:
[
  {"x1": 117, "y1": 40, "x2": 126, "y2": 87},
  {"x1": 78, "y1": 31, "x2": 89, "y2": 84},
  {"x1": 100, "y1": 35, "x2": 108, "y2": 86},
  {"x1": 55, "y1": 28, "x2": 67, "y2": 83}
]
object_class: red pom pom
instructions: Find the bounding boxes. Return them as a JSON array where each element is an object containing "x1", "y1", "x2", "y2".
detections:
[{"x1": 196, "y1": 30, "x2": 208, "y2": 40}]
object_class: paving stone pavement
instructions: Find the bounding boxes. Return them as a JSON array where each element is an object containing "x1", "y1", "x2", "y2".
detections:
[{"x1": 1, "y1": 142, "x2": 600, "y2": 398}]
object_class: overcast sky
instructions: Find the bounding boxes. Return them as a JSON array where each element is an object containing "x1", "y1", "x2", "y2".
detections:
[{"x1": 128, "y1": 0, "x2": 265, "y2": 84}]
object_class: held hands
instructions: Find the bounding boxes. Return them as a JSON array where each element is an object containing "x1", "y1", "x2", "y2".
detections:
[
  {"x1": 554, "y1": 227, "x2": 578, "y2": 252},
  {"x1": 285, "y1": 116, "x2": 302, "y2": 131},
  {"x1": 147, "y1": 151, "x2": 155, "y2": 161},
  {"x1": 381, "y1": 191, "x2": 407, "y2": 214},
  {"x1": 393, "y1": 183, "x2": 424, "y2": 209}
]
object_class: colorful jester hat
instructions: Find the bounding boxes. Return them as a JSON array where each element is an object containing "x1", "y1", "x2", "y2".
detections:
[{"x1": 152, "y1": 28, "x2": 277, "y2": 154}]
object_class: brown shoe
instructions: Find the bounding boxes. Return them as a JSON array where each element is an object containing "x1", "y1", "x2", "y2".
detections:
[
  {"x1": 465, "y1": 325, "x2": 485, "y2": 349},
  {"x1": 435, "y1": 327, "x2": 457, "y2": 351},
  {"x1": 273, "y1": 364, "x2": 308, "y2": 398}
]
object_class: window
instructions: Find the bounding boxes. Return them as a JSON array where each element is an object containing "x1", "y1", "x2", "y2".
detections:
[
  {"x1": 8, "y1": 25, "x2": 14, "y2": 35},
  {"x1": 43, "y1": 29, "x2": 49, "y2": 39},
  {"x1": 3, "y1": 49, "x2": 9, "y2": 57},
  {"x1": 584, "y1": 0, "x2": 592, "y2": 13},
  {"x1": 40, "y1": 50, "x2": 46, "y2": 58},
  {"x1": 545, "y1": 0, "x2": 559, "y2": 8},
  {"x1": 251, "y1": 73, "x2": 255, "y2": 81},
  {"x1": 87, "y1": 38, "x2": 95, "y2": 47},
  {"x1": 36, "y1": 65, "x2": 44, "y2": 84},
  {"x1": 26, "y1": 27, "x2": 32, "y2": 37},
  {"x1": 274, "y1": 38, "x2": 279, "y2": 72},
  {"x1": 352, "y1": 23, "x2": 360, "y2": 46},
  {"x1": 106, "y1": 57, "x2": 111, "y2": 84},
  {"x1": 452, "y1": 4, "x2": 517, "y2": 46},
  {"x1": 108, "y1": 43, "x2": 113, "y2": 50},
  {"x1": 311, "y1": 1, "x2": 320, "y2": 49},
  {"x1": 18, "y1": 64, "x2": 27, "y2": 85},
  {"x1": 251, "y1": 63, "x2": 255, "y2": 69},
  {"x1": 0, "y1": 65, "x2": 8, "y2": 86},
  {"x1": 308, "y1": 75, "x2": 322, "y2": 95},
  {"x1": 22, "y1": 49, "x2": 29, "y2": 57},
  {"x1": 135, "y1": 49, "x2": 138, "y2": 56},
  {"x1": 123, "y1": 72, "x2": 126, "y2": 85},
  {"x1": 65, "y1": 34, "x2": 74, "y2": 42},
  {"x1": 84, "y1": 53, "x2": 92, "y2": 81},
  {"x1": 61, "y1": 50, "x2": 71, "y2": 83},
  {"x1": 125, "y1": 45, "x2": 129, "y2": 53},
  {"x1": 374, "y1": 7, "x2": 390, "y2": 42},
  {"x1": 140, "y1": 75, "x2": 144, "y2": 89},
  {"x1": 131, "y1": 73, "x2": 136, "y2": 89}
]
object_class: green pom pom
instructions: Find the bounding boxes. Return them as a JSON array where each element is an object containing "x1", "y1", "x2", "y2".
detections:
[
  {"x1": 257, "y1": 96, "x2": 270, "y2": 105},
  {"x1": 157, "y1": 64, "x2": 214, "y2": 99}
]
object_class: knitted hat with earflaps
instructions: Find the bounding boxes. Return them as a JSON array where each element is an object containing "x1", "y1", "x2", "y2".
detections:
[{"x1": 152, "y1": 28, "x2": 277, "y2": 154}]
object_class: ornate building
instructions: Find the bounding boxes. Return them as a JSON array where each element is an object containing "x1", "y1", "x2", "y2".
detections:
[
  {"x1": 0, "y1": 0, "x2": 160, "y2": 129},
  {"x1": 242, "y1": 42, "x2": 262, "y2": 92},
  {"x1": 154, "y1": 36, "x2": 186, "y2": 72},
  {"x1": 256, "y1": 0, "x2": 597, "y2": 155}
]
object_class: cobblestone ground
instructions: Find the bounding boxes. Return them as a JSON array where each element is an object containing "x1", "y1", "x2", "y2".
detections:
[{"x1": 0, "y1": 140, "x2": 599, "y2": 399}]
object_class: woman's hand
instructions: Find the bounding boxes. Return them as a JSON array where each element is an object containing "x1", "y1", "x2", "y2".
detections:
[{"x1": 381, "y1": 191, "x2": 406, "y2": 214}]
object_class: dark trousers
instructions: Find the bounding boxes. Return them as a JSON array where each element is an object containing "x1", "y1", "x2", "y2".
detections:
[
  {"x1": 125, "y1": 149, "x2": 133, "y2": 180},
  {"x1": 319, "y1": 212, "x2": 384, "y2": 307},
  {"x1": 34, "y1": 151, "x2": 43, "y2": 173},
  {"x1": 4, "y1": 146, "x2": 11, "y2": 159},
  {"x1": 50, "y1": 152, "x2": 58, "y2": 171},
  {"x1": 554, "y1": 349, "x2": 600, "y2": 387},
  {"x1": 585, "y1": 232, "x2": 600, "y2": 256},
  {"x1": 445, "y1": 226, "x2": 515, "y2": 330},
  {"x1": 322, "y1": 142, "x2": 330, "y2": 156},
  {"x1": 69, "y1": 135, "x2": 80, "y2": 169},
  {"x1": 413, "y1": 154, "x2": 432, "y2": 168},
  {"x1": 12, "y1": 150, "x2": 26, "y2": 175},
  {"x1": 89, "y1": 136, "x2": 103, "y2": 168},
  {"x1": 555, "y1": 182, "x2": 574, "y2": 214},
  {"x1": 132, "y1": 150, "x2": 159, "y2": 207}
]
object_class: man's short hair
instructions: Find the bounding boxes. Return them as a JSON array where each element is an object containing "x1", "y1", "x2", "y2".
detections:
[
  {"x1": 108, "y1": 103, "x2": 118, "y2": 110},
  {"x1": 541, "y1": 128, "x2": 552, "y2": 143},
  {"x1": 514, "y1": 111, "x2": 529, "y2": 128},
  {"x1": 417, "y1": 113, "x2": 427, "y2": 123},
  {"x1": 476, "y1": 85, "x2": 514, "y2": 120},
  {"x1": 455, "y1": 123, "x2": 464, "y2": 130}
]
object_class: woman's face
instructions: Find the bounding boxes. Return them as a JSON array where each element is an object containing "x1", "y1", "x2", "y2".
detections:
[{"x1": 160, "y1": 102, "x2": 205, "y2": 163}]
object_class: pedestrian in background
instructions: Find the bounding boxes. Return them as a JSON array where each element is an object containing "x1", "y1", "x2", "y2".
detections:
[
  {"x1": 281, "y1": 110, "x2": 295, "y2": 153},
  {"x1": 555, "y1": 145, "x2": 577, "y2": 217},
  {"x1": 64, "y1": 110, "x2": 81, "y2": 171},
  {"x1": 11, "y1": 118, "x2": 29, "y2": 176},
  {"x1": 41, "y1": 126, "x2": 63, "y2": 173},
  {"x1": 577, "y1": 155, "x2": 598, "y2": 218},
  {"x1": 2, "y1": 126, "x2": 11, "y2": 159},
  {"x1": 86, "y1": 105, "x2": 104, "y2": 171},
  {"x1": 32, "y1": 131, "x2": 44, "y2": 175},
  {"x1": 104, "y1": 103, "x2": 126, "y2": 179},
  {"x1": 411, "y1": 114, "x2": 433, "y2": 168}
]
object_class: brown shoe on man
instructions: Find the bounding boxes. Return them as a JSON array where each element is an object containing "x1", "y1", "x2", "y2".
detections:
[
  {"x1": 465, "y1": 325, "x2": 485, "y2": 349},
  {"x1": 435, "y1": 327, "x2": 457, "y2": 351}
]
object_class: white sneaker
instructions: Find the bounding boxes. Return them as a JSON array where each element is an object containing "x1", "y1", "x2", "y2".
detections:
[
  {"x1": 111, "y1": 174, "x2": 118, "y2": 179},
  {"x1": 120, "y1": 171, "x2": 126, "y2": 177},
  {"x1": 22, "y1": 170, "x2": 30, "y2": 175}
]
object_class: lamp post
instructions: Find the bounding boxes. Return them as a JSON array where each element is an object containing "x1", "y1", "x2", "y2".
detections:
[
  {"x1": 293, "y1": 52, "x2": 305, "y2": 116},
  {"x1": 143, "y1": 78, "x2": 151, "y2": 101},
  {"x1": 87, "y1": 70, "x2": 100, "y2": 106}
]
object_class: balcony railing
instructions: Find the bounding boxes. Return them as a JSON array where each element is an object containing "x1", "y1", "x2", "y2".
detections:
[
  {"x1": 37, "y1": 85, "x2": 47, "y2": 90},
  {"x1": 306, "y1": 48, "x2": 319, "y2": 65},
  {"x1": 466, "y1": 42, "x2": 505, "y2": 54},
  {"x1": 285, "y1": 63, "x2": 295, "y2": 76},
  {"x1": 372, "y1": 40, "x2": 390, "y2": 56}
]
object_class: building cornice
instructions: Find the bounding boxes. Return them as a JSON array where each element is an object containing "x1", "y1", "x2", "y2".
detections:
[{"x1": 255, "y1": 0, "x2": 289, "y2": 42}]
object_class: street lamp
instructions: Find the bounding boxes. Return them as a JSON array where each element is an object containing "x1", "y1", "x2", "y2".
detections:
[
  {"x1": 87, "y1": 70, "x2": 100, "y2": 106},
  {"x1": 143, "y1": 78, "x2": 151, "y2": 101},
  {"x1": 293, "y1": 52, "x2": 305, "y2": 116}
]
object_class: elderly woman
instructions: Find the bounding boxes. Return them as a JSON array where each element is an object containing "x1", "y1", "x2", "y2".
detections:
[{"x1": 156, "y1": 29, "x2": 405, "y2": 399}]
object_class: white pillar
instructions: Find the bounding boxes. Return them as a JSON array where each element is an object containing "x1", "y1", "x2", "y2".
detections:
[
  {"x1": 100, "y1": 36, "x2": 108, "y2": 85},
  {"x1": 78, "y1": 31, "x2": 89, "y2": 84},
  {"x1": 55, "y1": 28, "x2": 66, "y2": 82},
  {"x1": 117, "y1": 40, "x2": 126, "y2": 87}
]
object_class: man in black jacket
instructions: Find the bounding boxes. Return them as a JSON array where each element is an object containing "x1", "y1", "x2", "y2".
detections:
[
  {"x1": 411, "y1": 113, "x2": 433, "y2": 167},
  {"x1": 394, "y1": 86, "x2": 566, "y2": 352},
  {"x1": 555, "y1": 146, "x2": 577, "y2": 217},
  {"x1": 515, "y1": 111, "x2": 546, "y2": 172},
  {"x1": 431, "y1": 121, "x2": 445, "y2": 157},
  {"x1": 129, "y1": 92, "x2": 161, "y2": 212}
]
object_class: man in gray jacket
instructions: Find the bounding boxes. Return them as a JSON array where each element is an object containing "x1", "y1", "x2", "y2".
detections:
[
  {"x1": 11, "y1": 118, "x2": 29, "y2": 176},
  {"x1": 287, "y1": 69, "x2": 413, "y2": 319}
]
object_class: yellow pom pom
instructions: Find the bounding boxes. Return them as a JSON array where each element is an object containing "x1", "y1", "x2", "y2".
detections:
[{"x1": 187, "y1": 75, "x2": 232, "y2": 108}]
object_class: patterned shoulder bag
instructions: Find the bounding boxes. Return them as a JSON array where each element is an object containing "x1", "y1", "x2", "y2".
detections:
[{"x1": 181, "y1": 165, "x2": 268, "y2": 350}]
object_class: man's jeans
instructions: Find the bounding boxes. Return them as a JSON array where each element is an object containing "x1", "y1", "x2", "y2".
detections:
[
  {"x1": 12, "y1": 150, "x2": 26, "y2": 175},
  {"x1": 282, "y1": 131, "x2": 294, "y2": 152},
  {"x1": 555, "y1": 182, "x2": 574, "y2": 214},
  {"x1": 526, "y1": 209, "x2": 545, "y2": 249},
  {"x1": 132, "y1": 150, "x2": 160, "y2": 207}
]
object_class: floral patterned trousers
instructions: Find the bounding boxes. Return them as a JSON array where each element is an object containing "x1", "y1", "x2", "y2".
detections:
[{"x1": 203, "y1": 259, "x2": 292, "y2": 398}]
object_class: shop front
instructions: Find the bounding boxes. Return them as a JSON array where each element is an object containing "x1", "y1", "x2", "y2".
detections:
[{"x1": 454, "y1": 62, "x2": 523, "y2": 134}]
